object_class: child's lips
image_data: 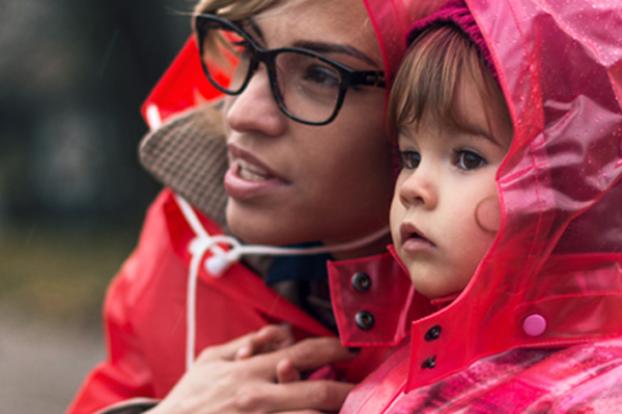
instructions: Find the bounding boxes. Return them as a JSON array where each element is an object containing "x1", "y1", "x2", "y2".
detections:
[{"x1": 399, "y1": 222, "x2": 436, "y2": 252}]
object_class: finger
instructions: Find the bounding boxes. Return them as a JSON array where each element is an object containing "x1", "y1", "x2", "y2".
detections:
[
  {"x1": 263, "y1": 380, "x2": 354, "y2": 412},
  {"x1": 276, "y1": 358, "x2": 301, "y2": 383},
  {"x1": 254, "y1": 337, "x2": 354, "y2": 375},
  {"x1": 235, "y1": 325, "x2": 294, "y2": 360},
  {"x1": 254, "y1": 324, "x2": 295, "y2": 353},
  {"x1": 235, "y1": 344, "x2": 254, "y2": 360},
  {"x1": 198, "y1": 325, "x2": 287, "y2": 362}
]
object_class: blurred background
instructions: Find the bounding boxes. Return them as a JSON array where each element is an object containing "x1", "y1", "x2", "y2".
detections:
[{"x1": 0, "y1": 0, "x2": 191, "y2": 411}]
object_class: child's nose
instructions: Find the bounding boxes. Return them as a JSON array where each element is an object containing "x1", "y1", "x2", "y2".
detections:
[
  {"x1": 225, "y1": 67, "x2": 287, "y2": 137},
  {"x1": 398, "y1": 169, "x2": 438, "y2": 210}
]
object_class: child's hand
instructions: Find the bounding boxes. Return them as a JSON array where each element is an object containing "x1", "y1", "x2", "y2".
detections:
[{"x1": 234, "y1": 324, "x2": 295, "y2": 360}]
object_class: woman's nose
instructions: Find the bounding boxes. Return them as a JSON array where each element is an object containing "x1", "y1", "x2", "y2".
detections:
[
  {"x1": 398, "y1": 167, "x2": 438, "y2": 210},
  {"x1": 224, "y1": 67, "x2": 287, "y2": 137}
]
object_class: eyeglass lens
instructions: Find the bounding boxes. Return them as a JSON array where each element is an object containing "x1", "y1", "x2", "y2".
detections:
[{"x1": 200, "y1": 19, "x2": 343, "y2": 124}]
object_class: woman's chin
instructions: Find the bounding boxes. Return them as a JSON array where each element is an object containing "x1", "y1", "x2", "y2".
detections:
[{"x1": 225, "y1": 202, "x2": 306, "y2": 246}]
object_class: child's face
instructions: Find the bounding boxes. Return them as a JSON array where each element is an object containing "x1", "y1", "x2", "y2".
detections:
[{"x1": 390, "y1": 78, "x2": 513, "y2": 298}]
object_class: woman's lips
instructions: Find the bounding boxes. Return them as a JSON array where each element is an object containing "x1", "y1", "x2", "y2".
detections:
[
  {"x1": 224, "y1": 144, "x2": 289, "y2": 201},
  {"x1": 399, "y1": 222, "x2": 435, "y2": 254}
]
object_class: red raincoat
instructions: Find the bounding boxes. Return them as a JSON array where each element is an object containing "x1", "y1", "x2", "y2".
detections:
[
  {"x1": 327, "y1": 0, "x2": 622, "y2": 412},
  {"x1": 67, "y1": 1, "x2": 445, "y2": 413}
]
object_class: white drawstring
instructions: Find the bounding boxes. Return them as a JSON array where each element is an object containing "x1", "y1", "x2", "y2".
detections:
[
  {"x1": 202, "y1": 228, "x2": 391, "y2": 277},
  {"x1": 175, "y1": 193, "x2": 390, "y2": 370},
  {"x1": 176, "y1": 194, "x2": 228, "y2": 370}
]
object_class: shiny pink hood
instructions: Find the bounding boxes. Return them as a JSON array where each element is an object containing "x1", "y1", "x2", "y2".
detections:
[{"x1": 330, "y1": 0, "x2": 622, "y2": 391}]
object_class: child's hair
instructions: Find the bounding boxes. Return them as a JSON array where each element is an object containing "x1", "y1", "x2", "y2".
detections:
[{"x1": 388, "y1": 24, "x2": 511, "y2": 137}]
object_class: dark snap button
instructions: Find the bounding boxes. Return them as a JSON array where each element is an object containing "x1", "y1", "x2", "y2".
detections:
[
  {"x1": 421, "y1": 356, "x2": 437, "y2": 369},
  {"x1": 355, "y1": 310, "x2": 375, "y2": 330},
  {"x1": 424, "y1": 325, "x2": 442, "y2": 341},
  {"x1": 351, "y1": 272, "x2": 372, "y2": 292}
]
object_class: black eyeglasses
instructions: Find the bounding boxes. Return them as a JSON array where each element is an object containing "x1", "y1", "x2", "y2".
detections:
[{"x1": 194, "y1": 13, "x2": 385, "y2": 126}]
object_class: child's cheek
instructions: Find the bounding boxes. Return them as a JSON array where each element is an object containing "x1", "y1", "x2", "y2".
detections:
[
  {"x1": 474, "y1": 195, "x2": 500, "y2": 233},
  {"x1": 389, "y1": 194, "x2": 403, "y2": 243}
]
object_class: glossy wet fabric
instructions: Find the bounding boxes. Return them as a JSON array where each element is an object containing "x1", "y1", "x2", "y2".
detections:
[
  {"x1": 333, "y1": 0, "x2": 622, "y2": 412},
  {"x1": 343, "y1": 336, "x2": 622, "y2": 413}
]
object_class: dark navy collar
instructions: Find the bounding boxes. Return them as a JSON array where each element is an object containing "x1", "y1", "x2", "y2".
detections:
[{"x1": 265, "y1": 244, "x2": 332, "y2": 285}]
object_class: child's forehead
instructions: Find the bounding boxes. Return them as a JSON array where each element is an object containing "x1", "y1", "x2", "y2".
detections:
[
  {"x1": 399, "y1": 75, "x2": 512, "y2": 146},
  {"x1": 397, "y1": 111, "x2": 509, "y2": 151}
]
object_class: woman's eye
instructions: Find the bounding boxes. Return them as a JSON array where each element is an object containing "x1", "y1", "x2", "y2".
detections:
[
  {"x1": 231, "y1": 40, "x2": 251, "y2": 58},
  {"x1": 399, "y1": 150, "x2": 421, "y2": 170},
  {"x1": 454, "y1": 150, "x2": 487, "y2": 170},
  {"x1": 302, "y1": 64, "x2": 340, "y2": 88}
]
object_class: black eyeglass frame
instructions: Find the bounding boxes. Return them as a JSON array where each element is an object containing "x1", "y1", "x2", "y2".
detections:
[{"x1": 195, "y1": 13, "x2": 386, "y2": 126}]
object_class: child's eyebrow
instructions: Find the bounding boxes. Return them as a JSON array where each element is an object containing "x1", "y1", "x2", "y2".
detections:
[{"x1": 452, "y1": 121, "x2": 503, "y2": 147}]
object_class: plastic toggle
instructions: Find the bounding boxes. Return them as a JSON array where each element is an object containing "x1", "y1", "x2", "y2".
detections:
[{"x1": 205, "y1": 254, "x2": 231, "y2": 277}]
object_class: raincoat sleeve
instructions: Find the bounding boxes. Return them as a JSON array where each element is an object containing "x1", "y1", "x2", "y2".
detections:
[{"x1": 66, "y1": 196, "x2": 167, "y2": 414}]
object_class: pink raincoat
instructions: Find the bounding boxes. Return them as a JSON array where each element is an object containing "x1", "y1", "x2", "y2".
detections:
[{"x1": 326, "y1": 0, "x2": 622, "y2": 412}]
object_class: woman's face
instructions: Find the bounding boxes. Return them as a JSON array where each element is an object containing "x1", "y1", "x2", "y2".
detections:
[{"x1": 222, "y1": 0, "x2": 393, "y2": 255}]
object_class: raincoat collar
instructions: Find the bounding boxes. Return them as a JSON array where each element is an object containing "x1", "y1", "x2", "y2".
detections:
[{"x1": 139, "y1": 104, "x2": 229, "y2": 229}]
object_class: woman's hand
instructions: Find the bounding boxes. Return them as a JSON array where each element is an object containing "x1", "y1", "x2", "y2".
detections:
[{"x1": 148, "y1": 326, "x2": 355, "y2": 414}]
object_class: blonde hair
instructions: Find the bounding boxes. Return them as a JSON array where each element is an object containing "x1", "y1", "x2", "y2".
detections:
[
  {"x1": 192, "y1": 0, "x2": 285, "y2": 72},
  {"x1": 193, "y1": 0, "x2": 281, "y2": 21},
  {"x1": 388, "y1": 25, "x2": 510, "y2": 137}
]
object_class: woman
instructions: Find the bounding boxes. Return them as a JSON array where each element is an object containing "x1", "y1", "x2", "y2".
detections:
[{"x1": 67, "y1": 1, "x2": 443, "y2": 413}]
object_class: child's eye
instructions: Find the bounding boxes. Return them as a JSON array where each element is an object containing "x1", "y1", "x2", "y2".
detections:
[
  {"x1": 454, "y1": 150, "x2": 487, "y2": 170},
  {"x1": 399, "y1": 150, "x2": 421, "y2": 170}
]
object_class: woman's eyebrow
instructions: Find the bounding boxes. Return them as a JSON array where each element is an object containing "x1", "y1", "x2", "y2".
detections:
[
  {"x1": 247, "y1": 19, "x2": 264, "y2": 41},
  {"x1": 292, "y1": 40, "x2": 380, "y2": 67},
  {"x1": 249, "y1": 17, "x2": 379, "y2": 68}
]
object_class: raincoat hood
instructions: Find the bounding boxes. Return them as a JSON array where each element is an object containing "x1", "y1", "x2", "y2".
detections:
[
  {"x1": 330, "y1": 0, "x2": 622, "y2": 392},
  {"x1": 361, "y1": 0, "x2": 446, "y2": 86}
]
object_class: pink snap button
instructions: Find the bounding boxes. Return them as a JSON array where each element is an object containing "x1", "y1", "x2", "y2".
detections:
[{"x1": 523, "y1": 314, "x2": 547, "y2": 337}]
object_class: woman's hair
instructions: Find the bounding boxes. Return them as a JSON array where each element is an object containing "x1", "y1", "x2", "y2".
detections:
[
  {"x1": 192, "y1": 0, "x2": 285, "y2": 72},
  {"x1": 193, "y1": 0, "x2": 281, "y2": 20},
  {"x1": 388, "y1": 24, "x2": 510, "y2": 137}
]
